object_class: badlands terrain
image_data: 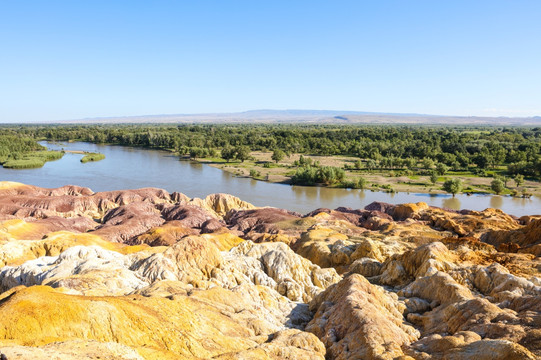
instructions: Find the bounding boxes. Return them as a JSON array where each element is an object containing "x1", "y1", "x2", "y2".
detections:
[{"x1": 0, "y1": 181, "x2": 540, "y2": 359}]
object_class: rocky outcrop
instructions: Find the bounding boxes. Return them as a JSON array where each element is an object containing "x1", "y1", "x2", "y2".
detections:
[
  {"x1": 307, "y1": 274, "x2": 419, "y2": 359},
  {"x1": 483, "y1": 218, "x2": 541, "y2": 255},
  {"x1": 0, "y1": 229, "x2": 155, "y2": 267},
  {"x1": 135, "y1": 221, "x2": 199, "y2": 246},
  {"x1": 227, "y1": 207, "x2": 301, "y2": 233},
  {"x1": 0, "y1": 236, "x2": 339, "y2": 302},
  {"x1": 0, "y1": 183, "x2": 256, "y2": 246},
  {"x1": 0, "y1": 182, "x2": 540, "y2": 359},
  {"x1": 213, "y1": 240, "x2": 341, "y2": 302},
  {"x1": 93, "y1": 202, "x2": 165, "y2": 243},
  {"x1": 186, "y1": 193, "x2": 256, "y2": 218},
  {"x1": 292, "y1": 226, "x2": 411, "y2": 273}
]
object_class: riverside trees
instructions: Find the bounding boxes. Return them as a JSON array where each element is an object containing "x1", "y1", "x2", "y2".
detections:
[
  {"x1": 443, "y1": 178, "x2": 463, "y2": 196},
  {"x1": 3, "y1": 124, "x2": 540, "y2": 182}
]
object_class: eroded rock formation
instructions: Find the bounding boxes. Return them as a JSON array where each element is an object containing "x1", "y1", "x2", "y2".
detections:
[{"x1": 0, "y1": 181, "x2": 539, "y2": 359}]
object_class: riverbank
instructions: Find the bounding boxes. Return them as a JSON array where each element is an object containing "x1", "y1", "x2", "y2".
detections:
[
  {"x1": 1, "y1": 140, "x2": 531, "y2": 216},
  {"x1": 40, "y1": 141, "x2": 540, "y2": 197},
  {"x1": 192, "y1": 151, "x2": 541, "y2": 197}
]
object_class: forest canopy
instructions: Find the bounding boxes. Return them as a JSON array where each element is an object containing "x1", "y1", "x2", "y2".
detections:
[{"x1": 1, "y1": 124, "x2": 540, "y2": 179}]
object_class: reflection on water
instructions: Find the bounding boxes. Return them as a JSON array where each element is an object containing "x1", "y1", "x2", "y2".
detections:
[
  {"x1": 221, "y1": 169, "x2": 232, "y2": 184},
  {"x1": 318, "y1": 187, "x2": 352, "y2": 203},
  {"x1": 249, "y1": 178, "x2": 258, "y2": 189},
  {"x1": 490, "y1": 195, "x2": 504, "y2": 209},
  {"x1": 189, "y1": 161, "x2": 203, "y2": 172},
  {"x1": 0, "y1": 141, "x2": 538, "y2": 216},
  {"x1": 442, "y1": 197, "x2": 461, "y2": 210},
  {"x1": 291, "y1": 186, "x2": 319, "y2": 202}
]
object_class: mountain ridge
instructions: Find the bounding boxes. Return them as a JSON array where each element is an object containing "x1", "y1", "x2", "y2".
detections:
[{"x1": 42, "y1": 109, "x2": 541, "y2": 125}]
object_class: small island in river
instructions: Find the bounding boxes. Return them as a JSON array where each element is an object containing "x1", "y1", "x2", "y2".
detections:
[{"x1": 80, "y1": 152, "x2": 106, "y2": 163}]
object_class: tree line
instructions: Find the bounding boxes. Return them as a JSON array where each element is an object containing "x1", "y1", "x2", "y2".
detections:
[{"x1": 2, "y1": 124, "x2": 540, "y2": 179}]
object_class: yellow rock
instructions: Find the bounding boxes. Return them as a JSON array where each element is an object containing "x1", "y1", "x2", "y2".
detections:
[
  {"x1": 392, "y1": 202, "x2": 429, "y2": 221},
  {"x1": 136, "y1": 223, "x2": 198, "y2": 246},
  {"x1": 0, "y1": 181, "x2": 26, "y2": 190},
  {"x1": 188, "y1": 193, "x2": 256, "y2": 218},
  {"x1": 0, "y1": 339, "x2": 145, "y2": 360},
  {"x1": 0, "y1": 284, "x2": 326, "y2": 359},
  {"x1": 201, "y1": 232, "x2": 244, "y2": 251},
  {"x1": 307, "y1": 274, "x2": 419, "y2": 360},
  {"x1": 0, "y1": 219, "x2": 45, "y2": 241},
  {"x1": 0, "y1": 230, "x2": 160, "y2": 267}
]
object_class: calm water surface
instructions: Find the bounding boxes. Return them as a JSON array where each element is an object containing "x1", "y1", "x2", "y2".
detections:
[{"x1": 0, "y1": 142, "x2": 539, "y2": 216}]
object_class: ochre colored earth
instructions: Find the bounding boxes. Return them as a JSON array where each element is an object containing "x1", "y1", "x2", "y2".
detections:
[{"x1": 0, "y1": 181, "x2": 539, "y2": 359}]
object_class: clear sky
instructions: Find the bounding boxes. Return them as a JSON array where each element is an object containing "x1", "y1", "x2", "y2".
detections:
[{"x1": 1, "y1": 1, "x2": 540, "y2": 122}]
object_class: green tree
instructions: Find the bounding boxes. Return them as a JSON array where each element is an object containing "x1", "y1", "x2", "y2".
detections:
[
  {"x1": 404, "y1": 157, "x2": 416, "y2": 169},
  {"x1": 436, "y1": 163, "x2": 449, "y2": 176},
  {"x1": 221, "y1": 145, "x2": 235, "y2": 162},
  {"x1": 429, "y1": 171, "x2": 438, "y2": 185},
  {"x1": 291, "y1": 166, "x2": 318, "y2": 185},
  {"x1": 356, "y1": 176, "x2": 367, "y2": 189},
  {"x1": 366, "y1": 159, "x2": 377, "y2": 170},
  {"x1": 491, "y1": 178, "x2": 505, "y2": 194},
  {"x1": 271, "y1": 149, "x2": 285, "y2": 163},
  {"x1": 249, "y1": 169, "x2": 260, "y2": 178},
  {"x1": 298, "y1": 155, "x2": 313, "y2": 166},
  {"x1": 443, "y1": 178, "x2": 462, "y2": 196},
  {"x1": 189, "y1": 147, "x2": 207, "y2": 159},
  {"x1": 422, "y1": 158, "x2": 435, "y2": 170},
  {"x1": 318, "y1": 166, "x2": 345, "y2": 185},
  {"x1": 234, "y1": 145, "x2": 250, "y2": 162},
  {"x1": 514, "y1": 174, "x2": 524, "y2": 188},
  {"x1": 473, "y1": 152, "x2": 492, "y2": 169}
]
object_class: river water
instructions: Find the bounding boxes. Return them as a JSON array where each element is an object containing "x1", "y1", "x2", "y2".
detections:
[{"x1": 0, "y1": 142, "x2": 538, "y2": 216}]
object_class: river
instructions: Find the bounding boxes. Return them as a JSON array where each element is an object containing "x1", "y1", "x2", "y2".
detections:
[{"x1": 0, "y1": 142, "x2": 538, "y2": 216}]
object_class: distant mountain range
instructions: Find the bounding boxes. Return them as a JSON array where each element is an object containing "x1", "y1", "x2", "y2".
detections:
[{"x1": 60, "y1": 109, "x2": 541, "y2": 125}]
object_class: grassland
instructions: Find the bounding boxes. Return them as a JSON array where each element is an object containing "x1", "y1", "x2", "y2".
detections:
[
  {"x1": 193, "y1": 151, "x2": 540, "y2": 197},
  {"x1": 2, "y1": 151, "x2": 64, "y2": 169}
]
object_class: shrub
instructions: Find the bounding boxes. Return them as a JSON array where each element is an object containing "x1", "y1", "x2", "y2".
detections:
[
  {"x1": 490, "y1": 178, "x2": 505, "y2": 194},
  {"x1": 356, "y1": 176, "x2": 367, "y2": 189},
  {"x1": 429, "y1": 171, "x2": 438, "y2": 184},
  {"x1": 271, "y1": 149, "x2": 285, "y2": 163},
  {"x1": 318, "y1": 166, "x2": 345, "y2": 185},
  {"x1": 436, "y1": 163, "x2": 449, "y2": 175},
  {"x1": 340, "y1": 180, "x2": 356, "y2": 189},
  {"x1": 290, "y1": 166, "x2": 345, "y2": 186},
  {"x1": 249, "y1": 169, "x2": 261, "y2": 178},
  {"x1": 291, "y1": 166, "x2": 319, "y2": 185}
]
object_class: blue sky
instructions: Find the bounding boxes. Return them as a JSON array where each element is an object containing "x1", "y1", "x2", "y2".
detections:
[{"x1": 1, "y1": 1, "x2": 540, "y2": 122}]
